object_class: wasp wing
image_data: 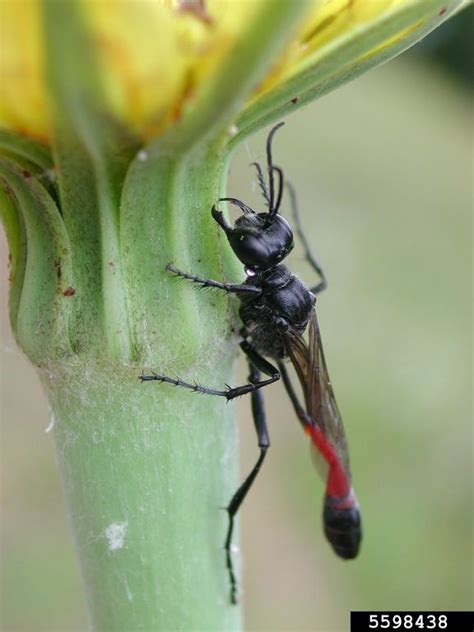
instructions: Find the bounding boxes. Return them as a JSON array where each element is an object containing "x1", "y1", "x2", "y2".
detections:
[
  {"x1": 284, "y1": 309, "x2": 362, "y2": 559},
  {"x1": 285, "y1": 309, "x2": 351, "y2": 482}
]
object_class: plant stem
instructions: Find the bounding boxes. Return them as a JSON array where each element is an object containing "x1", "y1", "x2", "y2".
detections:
[
  {"x1": 1, "y1": 126, "x2": 244, "y2": 628},
  {"x1": 45, "y1": 357, "x2": 241, "y2": 631},
  {"x1": 47, "y1": 137, "x2": 244, "y2": 629}
]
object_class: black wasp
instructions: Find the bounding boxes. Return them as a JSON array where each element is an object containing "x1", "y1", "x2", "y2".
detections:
[{"x1": 141, "y1": 122, "x2": 362, "y2": 604}]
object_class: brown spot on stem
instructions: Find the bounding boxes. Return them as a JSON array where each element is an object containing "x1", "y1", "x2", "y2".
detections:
[
  {"x1": 291, "y1": 97, "x2": 299, "y2": 104},
  {"x1": 62, "y1": 286, "x2": 76, "y2": 297},
  {"x1": 54, "y1": 259, "x2": 62, "y2": 281},
  {"x1": 21, "y1": 170, "x2": 32, "y2": 179},
  {"x1": 439, "y1": 7, "x2": 447, "y2": 15},
  {"x1": 1, "y1": 179, "x2": 13, "y2": 196}
]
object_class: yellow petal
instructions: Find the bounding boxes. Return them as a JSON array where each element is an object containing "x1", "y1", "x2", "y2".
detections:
[
  {"x1": 253, "y1": 0, "x2": 456, "y2": 97},
  {"x1": 0, "y1": 0, "x2": 48, "y2": 141},
  {"x1": 0, "y1": 0, "x2": 267, "y2": 140},
  {"x1": 93, "y1": 0, "x2": 286, "y2": 138},
  {"x1": 0, "y1": 0, "x2": 467, "y2": 142}
]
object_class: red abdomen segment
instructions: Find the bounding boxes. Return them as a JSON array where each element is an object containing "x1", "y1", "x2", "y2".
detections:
[{"x1": 305, "y1": 424, "x2": 362, "y2": 559}]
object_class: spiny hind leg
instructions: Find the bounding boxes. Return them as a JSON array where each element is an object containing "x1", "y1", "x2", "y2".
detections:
[
  {"x1": 224, "y1": 361, "x2": 270, "y2": 604},
  {"x1": 140, "y1": 340, "x2": 280, "y2": 401}
]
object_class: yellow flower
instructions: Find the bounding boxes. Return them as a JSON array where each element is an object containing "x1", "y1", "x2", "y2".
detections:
[{"x1": 0, "y1": 0, "x2": 467, "y2": 143}]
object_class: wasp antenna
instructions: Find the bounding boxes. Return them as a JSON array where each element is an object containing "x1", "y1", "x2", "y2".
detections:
[
  {"x1": 250, "y1": 161, "x2": 270, "y2": 206},
  {"x1": 268, "y1": 166, "x2": 284, "y2": 218},
  {"x1": 266, "y1": 122, "x2": 285, "y2": 215},
  {"x1": 217, "y1": 197, "x2": 256, "y2": 215}
]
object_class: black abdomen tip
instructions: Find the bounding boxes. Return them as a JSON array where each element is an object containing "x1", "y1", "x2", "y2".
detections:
[{"x1": 323, "y1": 494, "x2": 362, "y2": 559}]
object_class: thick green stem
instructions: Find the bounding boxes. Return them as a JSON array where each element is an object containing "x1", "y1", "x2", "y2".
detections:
[
  {"x1": 45, "y1": 357, "x2": 240, "y2": 631},
  {"x1": 44, "y1": 137, "x2": 243, "y2": 629},
  {"x1": 0, "y1": 126, "x2": 244, "y2": 627}
]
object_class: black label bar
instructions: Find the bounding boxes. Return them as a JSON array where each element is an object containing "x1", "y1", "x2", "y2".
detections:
[{"x1": 351, "y1": 611, "x2": 473, "y2": 632}]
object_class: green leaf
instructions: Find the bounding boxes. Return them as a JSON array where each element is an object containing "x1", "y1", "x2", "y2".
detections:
[
  {"x1": 42, "y1": 0, "x2": 139, "y2": 359},
  {"x1": 0, "y1": 157, "x2": 72, "y2": 362},
  {"x1": 235, "y1": 0, "x2": 470, "y2": 141},
  {"x1": 0, "y1": 179, "x2": 26, "y2": 330},
  {"x1": 0, "y1": 129, "x2": 52, "y2": 172}
]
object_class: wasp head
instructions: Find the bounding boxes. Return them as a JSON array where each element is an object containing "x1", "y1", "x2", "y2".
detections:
[
  {"x1": 212, "y1": 122, "x2": 293, "y2": 272},
  {"x1": 212, "y1": 204, "x2": 293, "y2": 272}
]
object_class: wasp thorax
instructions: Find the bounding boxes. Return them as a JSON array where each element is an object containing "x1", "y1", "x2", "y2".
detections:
[{"x1": 227, "y1": 213, "x2": 293, "y2": 271}]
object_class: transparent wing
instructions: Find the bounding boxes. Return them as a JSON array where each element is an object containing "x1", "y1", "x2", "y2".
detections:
[{"x1": 285, "y1": 309, "x2": 351, "y2": 481}]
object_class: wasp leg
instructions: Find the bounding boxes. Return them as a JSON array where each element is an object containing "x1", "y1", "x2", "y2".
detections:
[
  {"x1": 166, "y1": 263, "x2": 261, "y2": 296},
  {"x1": 141, "y1": 340, "x2": 280, "y2": 400},
  {"x1": 141, "y1": 342, "x2": 278, "y2": 604},
  {"x1": 225, "y1": 363, "x2": 270, "y2": 605},
  {"x1": 286, "y1": 181, "x2": 327, "y2": 296},
  {"x1": 278, "y1": 361, "x2": 313, "y2": 431}
]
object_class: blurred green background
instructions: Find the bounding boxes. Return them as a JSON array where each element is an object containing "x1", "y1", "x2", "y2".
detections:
[{"x1": 1, "y1": 10, "x2": 472, "y2": 632}]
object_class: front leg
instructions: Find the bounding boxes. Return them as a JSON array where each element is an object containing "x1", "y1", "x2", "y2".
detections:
[{"x1": 166, "y1": 263, "x2": 261, "y2": 296}]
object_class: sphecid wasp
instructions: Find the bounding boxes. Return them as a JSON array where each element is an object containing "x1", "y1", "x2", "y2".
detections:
[{"x1": 141, "y1": 122, "x2": 362, "y2": 604}]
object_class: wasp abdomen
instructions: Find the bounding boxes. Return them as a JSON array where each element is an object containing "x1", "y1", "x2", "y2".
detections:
[{"x1": 323, "y1": 493, "x2": 362, "y2": 560}]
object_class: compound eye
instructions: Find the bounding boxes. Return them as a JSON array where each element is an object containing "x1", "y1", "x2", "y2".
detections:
[
  {"x1": 231, "y1": 233, "x2": 269, "y2": 267},
  {"x1": 226, "y1": 213, "x2": 294, "y2": 269}
]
